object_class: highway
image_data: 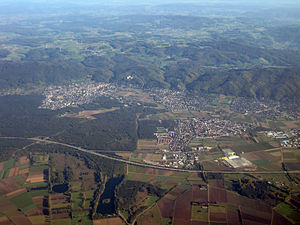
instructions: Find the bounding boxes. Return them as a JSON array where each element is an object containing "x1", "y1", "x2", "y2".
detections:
[{"x1": 1, "y1": 136, "x2": 300, "y2": 174}]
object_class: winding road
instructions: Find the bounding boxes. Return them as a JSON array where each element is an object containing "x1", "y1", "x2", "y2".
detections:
[{"x1": 1, "y1": 136, "x2": 300, "y2": 174}]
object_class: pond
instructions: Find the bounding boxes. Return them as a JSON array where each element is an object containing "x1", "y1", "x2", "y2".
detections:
[
  {"x1": 52, "y1": 184, "x2": 68, "y2": 193},
  {"x1": 96, "y1": 176, "x2": 123, "y2": 215}
]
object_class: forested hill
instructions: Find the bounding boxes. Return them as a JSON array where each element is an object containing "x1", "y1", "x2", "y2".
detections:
[
  {"x1": 187, "y1": 67, "x2": 300, "y2": 102},
  {"x1": 1, "y1": 12, "x2": 300, "y2": 102}
]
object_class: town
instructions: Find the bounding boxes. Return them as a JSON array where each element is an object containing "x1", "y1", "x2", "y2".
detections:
[{"x1": 39, "y1": 81, "x2": 300, "y2": 170}]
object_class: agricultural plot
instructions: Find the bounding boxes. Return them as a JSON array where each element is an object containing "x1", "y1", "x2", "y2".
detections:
[
  {"x1": 157, "y1": 183, "x2": 277, "y2": 225},
  {"x1": 137, "y1": 204, "x2": 163, "y2": 225},
  {"x1": 94, "y1": 217, "x2": 125, "y2": 225},
  {"x1": 275, "y1": 202, "x2": 300, "y2": 224},
  {"x1": 231, "y1": 142, "x2": 275, "y2": 154},
  {"x1": 243, "y1": 150, "x2": 282, "y2": 170},
  {"x1": 9, "y1": 192, "x2": 35, "y2": 212},
  {"x1": 0, "y1": 152, "x2": 102, "y2": 225},
  {"x1": 137, "y1": 139, "x2": 166, "y2": 151}
]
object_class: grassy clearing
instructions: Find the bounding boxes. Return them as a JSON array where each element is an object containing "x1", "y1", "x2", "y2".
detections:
[
  {"x1": 210, "y1": 205, "x2": 226, "y2": 213},
  {"x1": 191, "y1": 205, "x2": 208, "y2": 221}
]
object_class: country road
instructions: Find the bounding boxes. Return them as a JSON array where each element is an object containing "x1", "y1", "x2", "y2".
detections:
[{"x1": 1, "y1": 136, "x2": 300, "y2": 174}]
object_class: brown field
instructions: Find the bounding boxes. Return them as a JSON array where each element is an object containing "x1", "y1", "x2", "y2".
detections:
[
  {"x1": 0, "y1": 216, "x2": 10, "y2": 225},
  {"x1": 9, "y1": 215, "x2": 32, "y2": 225},
  {"x1": 227, "y1": 211, "x2": 240, "y2": 225},
  {"x1": 210, "y1": 212, "x2": 227, "y2": 223},
  {"x1": 192, "y1": 186, "x2": 208, "y2": 202},
  {"x1": 241, "y1": 207, "x2": 272, "y2": 224},
  {"x1": 24, "y1": 207, "x2": 43, "y2": 216},
  {"x1": 189, "y1": 180, "x2": 206, "y2": 185},
  {"x1": 272, "y1": 210, "x2": 293, "y2": 225},
  {"x1": 208, "y1": 179, "x2": 224, "y2": 188},
  {"x1": 137, "y1": 205, "x2": 163, "y2": 225},
  {"x1": 243, "y1": 150, "x2": 276, "y2": 161},
  {"x1": 283, "y1": 121, "x2": 300, "y2": 129},
  {"x1": 145, "y1": 168, "x2": 174, "y2": 176},
  {"x1": 209, "y1": 186, "x2": 227, "y2": 202},
  {"x1": 164, "y1": 193, "x2": 178, "y2": 201},
  {"x1": 226, "y1": 191, "x2": 242, "y2": 205},
  {"x1": 93, "y1": 217, "x2": 125, "y2": 225},
  {"x1": 137, "y1": 139, "x2": 158, "y2": 151},
  {"x1": 16, "y1": 156, "x2": 29, "y2": 166},
  {"x1": 0, "y1": 177, "x2": 20, "y2": 196},
  {"x1": 253, "y1": 200, "x2": 272, "y2": 213},
  {"x1": 269, "y1": 151, "x2": 281, "y2": 157},
  {"x1": 26, "y1": 171, "x2": 44, "y2": 183},
  {"x1": 163, "y1": 179, "x2": 180, "y2": 186},
  {"x1": 144, "y1": 153, "x2": 162, "y2": 161},
  {"x1": 0, "y1": 221, "x2": 13, "y2": 225},
  {"x1": 173, "y1": 189, "x2": 192, "y2": 224},
  {"x1": 0, "y1": 199, "x2": 18, "y2": 216},
  {"x1": 157, "y1": 198, "x2": 175, "y2": 218},
  {"x1": 18, "y1": 168, "x2": 30, "y2": 175},
  {"x1": 191, "y1": 222, "x2": 209, "y2": 225},
  {"x1": 133, "y1": 173, "x2": 144, "y2": 181},
  {"x1": 215, "y1": 179, "x2": 224, "y2": 188},
  {"x1": 146, "y1": 175, "x2": 155, "y2": 183},
  {"x1": 51, "y1": 193, "x2": 70, "y2": 206},
  {"x1": 285, "y1": 162, "x2": 300, "y2": 170},
  {"x1": 243, "y1": 220, "x2": 268, "y2": 225},
  {"x1": 61, "y1": 107, "x2": 120, "y2": 119},
  {"x1": 32, "y1": 196, "x2": 44, "y2": 206},
  {"x1": 52, "y1": 213, "x2": 69, "y2": 220},
  {"x1": 173, "y1": 218, "x2": 190, "y2": 225},
  {"x1": 0, "y1": 162, "x2": 4, "y2": 171},
  {"x1": 6, "y1": 188, "x2": 26, "y2": 198},
  {"x1": 8, "y1": 167, "x2": 18, "y2": 177}
]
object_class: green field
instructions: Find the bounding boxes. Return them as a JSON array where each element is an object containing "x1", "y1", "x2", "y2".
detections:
[
  {"x1": 72, "y1": 192, "x2": 83, "y2": 209},
  {"x1": 275, "y1": 203, "x2": 300, "y2": 223},
  {"x1": 191, "y1": 205, "x2": 208, "y2": 221},
  {"x1": 9, "y1": 192, "x2": 35, "y2": 211},
  {"x1": 232, "y1": 142, "x2": 274, "y2": 154},
  {"x1": 28, "y1": 215, "x2": 46, "y2": 224},
  {"x1": 3, "y1": 159, "x2": 15, "y2": 171}
]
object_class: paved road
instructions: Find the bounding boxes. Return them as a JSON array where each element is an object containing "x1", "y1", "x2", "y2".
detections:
[{"x1": 2, "y1": 136, "x2": 300, "y2": 174}]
